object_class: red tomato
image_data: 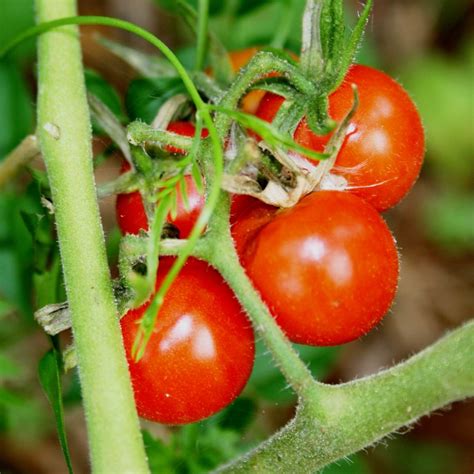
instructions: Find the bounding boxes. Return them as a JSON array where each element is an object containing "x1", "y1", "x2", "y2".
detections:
[
  {"x1": 116, "y1": 173, "x2": 203, "y2": 238},
  {"x1": 121, "y1": 257, "x2": 255, "y2": 424},
  {"x1": 232, "y1": 191, "x2": 399, "y2": 346},
  {"x1": 256, "y1": 65, "x2": 425, "y2": 211},
  {"x1": 115, "y1": 121, "x2": 206, "y2": 237},
  {"x1": 166, "y1": 121, "x2": 208, "y2": 154}
]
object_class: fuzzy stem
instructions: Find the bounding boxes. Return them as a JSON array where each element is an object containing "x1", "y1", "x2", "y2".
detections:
[
  {"x1": 217, "y1": 321, "x2": 474, "y2": 473},
  {"x1": 127, "y1": 121, "x2": 193, "y2": 151},
  {"x1": 0, "y1": 135, "x2": 39, "y2": 188},
  {"x1": 35, "y1": 1, "x2": 148, "y2": 472},
  {"x1": 203, "y1": 196, "x2": 318, "y2": 400},
  {"x1": 300, "y1": 0, "x2": 324, "y2": 76},
  {"x1": 215, "y1": 51, "x2": 315, "y2": 137}
]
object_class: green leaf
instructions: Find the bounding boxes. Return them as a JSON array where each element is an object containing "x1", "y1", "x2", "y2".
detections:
[
  {"x1": 0, "y1": 352, "x2": 21, "y2": 378},
  {"x1": 0, "y1": 387, "x2": 44, "y2": 437},
  {"x1": 85, "y1": 69, "x2": 124, "y2": 135},
  {"x1": 0, "y1": 188, "x2": 40, "y2": 318},
  {"x1": 88, "y1": 93, "x2": 131, "y2": 162},
  {"x1": 0, "y1": 60, "x2": 34, "y2": 157},
  {"x1": 20, "y1": 199, "x2": 64, "y2": 308},
  {"x1": 38, "y1": 348, "x2": 74, "y2": 474},
  {"x1": 0, "y1": 0, "x2": 35, "y2": 63},
  {"x1": 144, "y1": 422, "x2": 246, "y2": 474},
  {"x1": 125, "y1": 77, "x2": 186, "y2": 123},
  {"x1": 210, "y1": 1, "x2": 306, "y2": 51},
  {"x1": 33, "y1": 255, "x2": 62, "y2": 308},
  {"x1": 175, "y1": 1, "x2": 233, "y2": 84},
  {"x1": 98, "y1": 35, "x2": 176, "y2": 78}
]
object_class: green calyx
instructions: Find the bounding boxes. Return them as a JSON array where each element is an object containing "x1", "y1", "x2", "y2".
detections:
[{"x1": 298, "y1": 0, "x2": 373, "y2": 135}]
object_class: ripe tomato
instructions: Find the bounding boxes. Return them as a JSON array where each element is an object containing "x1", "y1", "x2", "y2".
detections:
[
  {"x1": 232, "y1": 191, "x2": 399, "y2": 346},
  {"x1": 121, "y1": 257, "x2": 255, "y2": 424},
  {"x1": 256, "y1": 65, "x2": 425, "y2": 211},
  {"x1": 115, "y1": 121, "x2": 206, "y2": 238}
]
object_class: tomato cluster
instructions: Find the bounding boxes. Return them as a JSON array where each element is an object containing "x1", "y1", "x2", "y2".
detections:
[{"x1": 117, "y1": 54, "x2": 423, "y2": 425}]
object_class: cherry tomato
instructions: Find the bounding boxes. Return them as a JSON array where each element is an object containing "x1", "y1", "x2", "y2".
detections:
[
  {"x1": 232, "y1": 191, "x2": 399, "y2": 346},
  {"x1": 115, "y1": 121, "x2": 206, "y2": 238},
  {"x1": 121, "y1": 257, "x2": 255, "y2": 424},
  {"x1": 256, "y1": 65, "x2": 425, "y2": 211}
]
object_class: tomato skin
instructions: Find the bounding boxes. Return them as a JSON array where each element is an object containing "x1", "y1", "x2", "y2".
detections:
[
  {"x1": 121, "y1": 257, "x2": 255, "y2": 425},
  {"x1": 230, "y1": 194, "x2": 276, "y2": 256},
  {"x1": 233, "y1": 191, "x2": 399, "y2": 346},
  {"x1": 166, "y1": 121, "x2": 208, "y2": 154},
  {"x1": 115, "y1": 121, "x2": 206, "y2": 238},
  {"x1": 116, "y1": 185, "x2": 148, "y2": 235},
  {"x1": 116, "y1": 174, "x2": 203, "y2": 238},
  {"x1": 256, "y1": 65, "x2": 425, "y2": 211}
]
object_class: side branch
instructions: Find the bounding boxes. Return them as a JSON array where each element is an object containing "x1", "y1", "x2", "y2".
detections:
[
  {"x1": 0, "y1": 135, "x2": 39, "y2": 188},
  {"x1": 127, "y1": 121, "x2": 193, "y2": 152},
  {"x1": 217, "y1": 320, "x2": 474, "y2": 473}
]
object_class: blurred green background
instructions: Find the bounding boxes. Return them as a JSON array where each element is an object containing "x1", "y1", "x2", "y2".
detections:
[{"x1": 0, "y1": 0, "x2": 473, "y2": 473}]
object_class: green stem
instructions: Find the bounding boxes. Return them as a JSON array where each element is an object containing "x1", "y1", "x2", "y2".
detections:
[
  {"x1": 127, "y1": 121, "x2": 193, "y2": 152},
  {"x1": 35, "y1": 1, "x2": 148, "y2": 472},
  {"x1": 300, "y1": 0, "x2": 324, "y2": 77},
  {"x1": 218, "y1": 321, "x2": 474, "y2": 473},
  {"x1": 215, "y1": 51, "x2": 315, "y2": 138},
  {"x1": 195, "y1": 0, "x2": 209, "y2": 71},
  {"x1": 203, "y1": 196, "x2": 317, "y2": 400},
  {"x1": 0, "y1": 135, "x2": 39, "y2": 188}
]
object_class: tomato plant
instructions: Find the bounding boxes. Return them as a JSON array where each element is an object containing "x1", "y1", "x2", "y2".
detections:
[
  {"x1": 233, "y1": 191, "x2": 399, "y2": 345},
  {"x1": 256, "y1": 65, "x2": 425, "y2": 211},
  {"x1": 6, "y1": 0, "x2": 471, "y2": 472},
  {"x1": 121, "y1": 257, "x2": 255, "y2": 424}
]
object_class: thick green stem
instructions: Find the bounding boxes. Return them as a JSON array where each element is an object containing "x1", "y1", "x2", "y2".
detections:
[
  {"x1": 218, "y1": 321, "x2": 474, "y2": 473},
  {"x1": 35, "y1": 1, "x2": 148, "y2": 472}
]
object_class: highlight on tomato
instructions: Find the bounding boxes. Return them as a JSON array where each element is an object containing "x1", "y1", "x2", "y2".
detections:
[
  {"x1": 256, "y1": 64, "x2": 425, "y2": 211},
  {"x1": 121, "y1": 257, "x2": 255, "y2": 425},
  {"x1": 232, "y1": 190, "x2": 399, "y2": 346}
]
